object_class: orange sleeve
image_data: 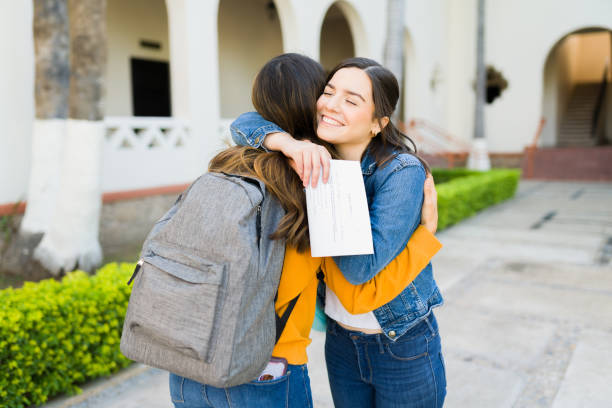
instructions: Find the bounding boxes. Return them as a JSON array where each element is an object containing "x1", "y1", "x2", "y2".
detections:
[{"x1": 324, "y1": 226, "x2": 442, "y2": 314}]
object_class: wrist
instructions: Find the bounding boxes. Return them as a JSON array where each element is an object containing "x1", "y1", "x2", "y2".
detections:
[
  {"x1": 263, "y1": 132, "x2": 293, "y2": 152},
  {"x1": 422, "y1": 220, "x2": 437, "y2": 234}
]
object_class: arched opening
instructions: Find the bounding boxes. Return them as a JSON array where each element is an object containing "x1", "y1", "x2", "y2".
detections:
[
  {"x1": 541, "y1": 28, "x2": 612, "y2": 147},
  {"x1": 218, "y1": 0, "x2": 284, "y2": 118},
  {"x1": 106, "y1": 0, "x2": 171, "y2": 117},
  {"x1": 319, "y1": 3, "x2": 355, "y2": 73}
]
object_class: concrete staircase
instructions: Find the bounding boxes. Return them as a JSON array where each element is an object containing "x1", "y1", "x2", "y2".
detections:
[{"x1": 558, "y1": 83, "x2": 600, "y2": 147}]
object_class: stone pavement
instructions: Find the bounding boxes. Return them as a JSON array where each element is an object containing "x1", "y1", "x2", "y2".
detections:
[{"x1": 43, "y1": 180, "x2": 612, "y2": 408}]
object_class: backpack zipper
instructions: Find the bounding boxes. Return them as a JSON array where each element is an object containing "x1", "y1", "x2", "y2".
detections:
[
  {"x1": 256, "y1": 205, "x2": 262, "y2": 247},
  {"x1": 127, "y1": 259, "x2": 144, "y2": 285}
]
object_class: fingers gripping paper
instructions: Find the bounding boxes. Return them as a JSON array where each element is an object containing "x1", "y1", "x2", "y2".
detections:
[{"x1": 306, "y1": 160, "x2": 374, "y2": 257}]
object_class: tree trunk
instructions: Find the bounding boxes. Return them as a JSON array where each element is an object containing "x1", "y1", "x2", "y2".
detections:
[
  {"x1": 383, "y1": 0, "x2": 405, "y2": 121},
  {"x1": 67, "y1": 0, "x2": 106, "y2": 120},
  {"x1": 23, "y1": 0, "x2": 69, "y2": 234},
  {"x1": 34, "y1": 0, "x2": 107, "y2": 275},
  {"x1": 468, "y1": 0, "x2": 491, "y2": 170},
  {"x1": 1, "y1": 0, "x2": 70, "y2": 278}
]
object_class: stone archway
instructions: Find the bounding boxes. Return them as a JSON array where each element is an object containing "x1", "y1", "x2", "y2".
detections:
[
  {"x1": 217, "y1": 0, "x2": 284, "y2": 118},
  {"x1": 541, "y1": 27, "x2": 612, "y2": 147},
  {"x1": 319, "y1": 1, "x2": 368, "y2": 73}
]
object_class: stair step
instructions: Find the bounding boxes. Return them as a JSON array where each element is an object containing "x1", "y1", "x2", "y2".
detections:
[
  {"x1": 559, "y1": 82, "x2": 601, "y2": 146},
  {"x1": 560, "y1": 128, "x2": 592, "y2": 133},
  {"x1": 558, "y1": 135, "x2": 594, "y2": 140},
  {"x1": 559, "y1": 130, "x2": 592, "y2": 133}
]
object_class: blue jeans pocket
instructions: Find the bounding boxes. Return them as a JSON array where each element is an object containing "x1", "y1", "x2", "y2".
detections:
[
  {"x1": 248, "y1": 371, "x2": 291, "y2": 386},
  {"x1": 169, "y1": 373, "x2": 185, "y2": 404},
  {"x1": 226, "y1": 371, "x2": 291, "y2": 407},
  {"x1": 385, "y1": 334, "x2": 429, "y2": 361}
]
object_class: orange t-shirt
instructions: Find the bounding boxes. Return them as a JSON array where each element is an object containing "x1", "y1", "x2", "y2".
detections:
[{"x1": 272, "y1": 226, "x2": 442, "y2": 365}]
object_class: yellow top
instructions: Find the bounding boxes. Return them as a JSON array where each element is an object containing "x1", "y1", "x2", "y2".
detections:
[{"x1": 272, "y1": 226, "x2": 442, "y2": 365}]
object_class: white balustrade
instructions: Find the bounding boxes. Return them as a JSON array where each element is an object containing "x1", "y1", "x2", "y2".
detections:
[
  {"x1": 102, "y1": 117, "x2": 194, "y2": 192},
  {"x1": 105, "y1": 117, "x2": 191, "y2": 151}
]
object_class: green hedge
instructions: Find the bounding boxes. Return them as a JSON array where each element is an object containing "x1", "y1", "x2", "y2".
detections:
[
  {"x1": 430, "y1": 168, "x2": 484, "y2": 184},
  {"x1": 0, "y1": 263, "x2": 135, "y2": 407},
  {"x1": 436, "y1": 169, "x2": 521, "y2": 230}
]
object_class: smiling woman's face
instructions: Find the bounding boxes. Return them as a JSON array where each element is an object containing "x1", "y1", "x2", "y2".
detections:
[{"x1": 316, "y1": 67, "x2": 382, "y2": 160}]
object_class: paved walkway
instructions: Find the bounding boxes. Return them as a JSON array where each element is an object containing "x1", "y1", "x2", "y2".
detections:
[{"x1": 44, "y1": 180, "x2": 612, "y2": 408}]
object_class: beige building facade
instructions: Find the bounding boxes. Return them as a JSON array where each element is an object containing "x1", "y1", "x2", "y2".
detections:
[{"x1": 1, "y1": 0, "x2": 611, "y2": 206}]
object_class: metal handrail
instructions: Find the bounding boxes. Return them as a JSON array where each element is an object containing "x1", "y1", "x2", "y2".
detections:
[
  {"x1": 592, "y1": 61, "x2": 609, "y2": 139},
  {"x1": 399, "y1": 119, "x2": 472, "y2": 152},
  {"x1": 530, "y1": 117, "x2": 547, "y2": 148},
  {"x1": 525, "y1": 117, "x2": 547, "y2": 178},
  {"x1": 398, "y1": 119, "x2": 471, "y2": 169}
]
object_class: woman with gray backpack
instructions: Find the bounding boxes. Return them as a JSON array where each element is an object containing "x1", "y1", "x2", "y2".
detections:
[{"x1": 121, "y1": 53, "x2": 441, "y2": 407}]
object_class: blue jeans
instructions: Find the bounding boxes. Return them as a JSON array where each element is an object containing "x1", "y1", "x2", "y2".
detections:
[
  {"x1": 325, "y1": 314, "x2": 446, "y2": 408},
  {"x1": 169, "y1": 364, "x2": 313, "y2": 408}
]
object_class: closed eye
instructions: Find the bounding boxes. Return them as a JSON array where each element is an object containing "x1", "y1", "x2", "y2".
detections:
[{"x1": 346, "y1": 99, "x2": 357, "y2": 106}]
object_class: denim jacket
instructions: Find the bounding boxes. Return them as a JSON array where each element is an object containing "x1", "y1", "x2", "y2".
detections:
[{"x1": 230, "y1": 112, "x2": 443, "y2": 341}]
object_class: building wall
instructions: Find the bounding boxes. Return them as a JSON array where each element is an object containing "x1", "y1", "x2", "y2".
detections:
[
  {"x1": 3, "y1": 0, "x2": 612, "y2": 206},
  {"x1": 404, "y1": 0, "x2": 452, "y2": 129},
  {"x1": 0, "y1": 2, "x2": 34, "y2": 205},
  {"x1": 442, "y1": 0, "x2": 478, "y2": 145},
  {"x1": 106, "y1": 0, "x2": 170, "y2": 117},
  {"x1": 482, "y1": 0, "x2": 612, "y2": 152},
  {"x1": 218, "y1": 0, "x2": 284, "y2": 118},
  {"x1": 572, "y1": 31, "x2": 611, "y2": 83},
  {"x1": 319, "y1": 7, "x2": 355, "y2": 72}
]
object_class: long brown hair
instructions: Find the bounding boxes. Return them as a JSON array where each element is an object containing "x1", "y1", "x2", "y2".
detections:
[
  {"x1": 209, "y1": 54, "x2": 337, "y2": 252},
  {"x1": 325, "y1": 58, "x2": 429, "y2": 172},
  {"x1": 209, "y1": 146, "x2": 309, "y2": 252}
]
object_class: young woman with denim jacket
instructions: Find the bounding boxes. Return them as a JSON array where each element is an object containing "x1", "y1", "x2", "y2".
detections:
[
  {"x1": 231, "y1": 57, "x2": 446, "y2": 407},
  {"x1": 169, "y1": 54, "x2": 443, "y2": 408}
]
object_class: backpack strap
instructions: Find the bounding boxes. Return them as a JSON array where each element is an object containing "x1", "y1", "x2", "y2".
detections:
[
  {"x1": 275, "y1": 293, "x2": 300, "y2": 343},
  {"x1": 316, "y1": 267, "x2": 325, "y2": 283}
]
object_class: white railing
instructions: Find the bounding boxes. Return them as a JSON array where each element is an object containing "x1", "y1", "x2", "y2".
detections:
[
  {"x1": 102, "y1": 116, "x2": 194, "y2": 192},
  {"x1": 105, "y1": 116, "x2": 192, "y2": 151}
]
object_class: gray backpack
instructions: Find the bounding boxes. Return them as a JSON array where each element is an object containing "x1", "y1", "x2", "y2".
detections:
[{"x1": 120, "y1": 172, "x2": 291, "y2": 387}]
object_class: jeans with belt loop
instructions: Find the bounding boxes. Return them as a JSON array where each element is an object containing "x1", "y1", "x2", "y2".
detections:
[
  {"x1": 169, "y1": 364, "x2": 313, "y2": 408},
  {"x1": 325, "y1": 314, "x2": 446, "y2": 408}
]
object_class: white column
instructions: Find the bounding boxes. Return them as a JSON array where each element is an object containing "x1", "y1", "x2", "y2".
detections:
[
  {"x1": 166, "y1": 0, "x2": 221, "y2": 176},
  {"x1": 0, "y1": 1, "x2": 34, "y2": 206},
  {"x1": 274, "y1": 0, "x2": 300, "y2": 53},
  {"x1": 292, "y1": 0, "x2": 325, "y2": 59}
]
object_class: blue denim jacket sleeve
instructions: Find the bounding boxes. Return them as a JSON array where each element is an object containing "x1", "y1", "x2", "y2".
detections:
[
  {"x1": 230, "y1": 112, "x2": 286, "y2": 151},
  {"x1": 333, "y1": 159, "x2": 426, "y2": 285}
]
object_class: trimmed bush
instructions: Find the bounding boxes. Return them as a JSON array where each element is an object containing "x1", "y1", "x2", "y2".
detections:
[
  {"x1": 436, "y1": 169, "x2": 521, "y2": 230},
  {"x1": 431, "y1": 168, "x2": 483, "y2": 184},
  {"x1": 0, "y1": 263, "x2": 135, "y2": 407}
]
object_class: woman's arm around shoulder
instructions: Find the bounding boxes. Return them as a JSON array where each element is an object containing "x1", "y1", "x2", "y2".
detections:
[
  {"x1": 333, "y1": 156, "x2": 427, "y2": 285},
  {"x1": 230, "y1": 111, "x2": 286, "y2": 150},
  {"x1": 325, "y1": 225, "x2": 441, "y2": 314}
]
